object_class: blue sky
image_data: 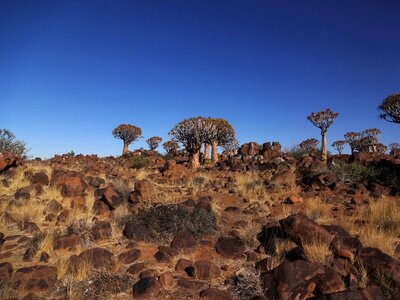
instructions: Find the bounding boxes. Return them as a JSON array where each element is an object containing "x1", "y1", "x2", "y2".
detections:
[{"x1": 1, "y1": 0, "x2": 399, "y2": 158}]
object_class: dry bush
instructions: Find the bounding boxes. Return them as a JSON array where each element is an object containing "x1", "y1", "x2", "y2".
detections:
[
  {"x1": 66, "y1": 218, "x2": 95, "y2": 248},
  {"x1": 235, "y1": 173, "x2": 267, "y2": 200},
  {"x1": 304, "y1": 197, "x2": 332, "y2": 223},
  {"x1": 231, "y1": 268, "x2": 264, "y2": 300}
]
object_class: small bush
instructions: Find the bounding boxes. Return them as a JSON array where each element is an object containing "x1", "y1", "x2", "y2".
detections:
[
  {"x1": 122, "y1": 204, "x2": 216, "y2": 241},
  {"x1": 131, "y1": 156, "x2": 149, "y2": 169},
  {"x1": 329, "y1": 161, "x2": 370, "y2": 184},
  {"x1": 231, "y1": 268, "x2": 263, "y2": 300},
  {"x1": 0, "y1": 129, "x2": 29, "y2": 158}
]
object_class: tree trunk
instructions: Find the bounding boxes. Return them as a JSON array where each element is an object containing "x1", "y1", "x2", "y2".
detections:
[
  {"x1": 122, "y1": 141, "x2": 129, "y2": 155},
  {"x1": 190, "y1": 151, "x2": 200, "y2": 170},
  {"x1": 211, "y1": 140, "x2": 219, "y2": 163},
  {"x1": 204, "y1": 143, "x2": 210, "y2": 160},
  {"x1": 321, "y1": 130, "x2": 327, "y2": 161}
]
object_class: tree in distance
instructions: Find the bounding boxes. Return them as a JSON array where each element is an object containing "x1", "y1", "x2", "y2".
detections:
[
  {"x1": 146, "y1": 136, "x2": 162, "y2": 150},
  {"x1": 112, "y1": 124, "x2": 142, "y2": 155},
  {"x1": 307, "y1": 108, "x2": 339, "y2": 161},
  {"x1": 378, "y1": 93, "x2": 400, "y2": 124}
]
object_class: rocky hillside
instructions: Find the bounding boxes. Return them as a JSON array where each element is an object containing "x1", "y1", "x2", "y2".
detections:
[{"x1": 0, "y1": 150, "x2": 399, "y2": 299}]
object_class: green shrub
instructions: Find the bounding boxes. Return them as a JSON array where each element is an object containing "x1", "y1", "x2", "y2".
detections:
[
  {"x1": 131, "y1": 155, "x2": 149, "y2": 169},
  {"x1": 121, "y1": 204, "x2": 216, "y2": 241},
  {"x1": 0, "y1": 129, "x2": 28, "y2": 158},
  {"x1": 329, "y1": 161, "x2": 370, "y2": 184}
]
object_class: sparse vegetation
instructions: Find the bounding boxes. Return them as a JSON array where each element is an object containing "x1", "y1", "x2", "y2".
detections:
[
  {"x1": 131, "y1": 155, "x2": 150, "y2": 169},
  {"x1": 0, "y1": 128, "x2": 29, "y2": 157}
]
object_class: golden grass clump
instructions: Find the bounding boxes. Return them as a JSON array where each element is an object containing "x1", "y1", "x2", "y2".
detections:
[
  {"x1": 235, "y1": 173, "x2": 267, "y2": 200},
  {"x1": 302, "y1": 235, "x2": 333, "y2": 263},
  {"x1": 304, "y1": 197, "x2": 332, "y2": 224}
]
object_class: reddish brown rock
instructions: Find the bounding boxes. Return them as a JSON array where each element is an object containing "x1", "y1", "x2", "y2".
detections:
[
  {"x1": 158, "y1": 272, "x2": 176, "y2": 289},
  {"x1": 78, "y1": 248, "x2": 115, "y2": 271},
  {"x1": 100, "y1": 185, "x2": 124, "y2": 209},
  {"x1": 11, "y1": 265, "x2": 57, "y2": 291},
  {"x1": 132, "y1": 276, "x2": 161, "y2": 299},
  {"x1": 93, "y1": 200, "x2": 110, "y2": 215},
  {"x1": 123, "y1": 223, "x2": 153, "y2": 241},
  {"x1": 317, "y1": 266, "x2": 346, "y2": 294},
  {"x1": 0, "y1": 152, "x2": 21, "y2": 174},
  {"x1": 70, "y1": 196, "x2": 86, "y2": 210},
  {"x1": 171, "y1": 229, "x2": 197, "y2": 252},
  {"x1": 118, "y1": 249, "x2": 141, "y2": 264},
  {"x1": 285, "y1": 196, "x2": 303, "y2": 204},
  {"x1": 175, "y1": 258, "x2": 193, "y2": 272},
  {"x1": 191, "y1": 260, "x2": 220, "y2": 280},
  {"x1": 91, "y1": 221, "x2": 112, "y2": 241},
  {"x1": 280, "y1": 213, "x2": 334, "y2": 245},
  {"x1": 130, "y1": 179, "x2": 154, "y2": 202},
  {"x1": 127, "y1": 263, "x2": 145, "y2": 275},
  {"x1": 61, "y1": 176, "x2": 87, "y2": 197},
  {"x1": 15, "y1": 184, "x2": 43, "y2": 200},
  {"x1": 215, "y1": 236, "x2": 245, "y2": 259},
  {"x1": 0, "y1": 262, "x2": 13, "y2": 286},
  {"x1": 45, "y1": 199, "x2": 63, "y2": 214},
  {"x1": 53, "y1": 234, "x2": 80, "y2": 250},
  {"x1": 30, "y1": 172, "x2": 49, "y2": 186},
  {"x1": 199, "y1": 288, "x2": 233, "y2": 300},
  {"x1": 323, "y1": 286, "x2": 385, "y2": 300}
]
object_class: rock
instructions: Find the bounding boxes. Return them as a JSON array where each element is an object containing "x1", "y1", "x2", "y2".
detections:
[
  {"x1": 317, "y1": 266, "x2": 346, "y2": 294},
  {"x1": 323, "y1": 286, "x2": 385, "y2": 300},
  {"x1": 175, "y1": 258, "x2": 193, "y2": 272},
  {"x1": 139, "y1": 269, "x2": 157, "y2": 279},
  {"x1": 21, "y1": 221, "x2": 40, "y2": 233},
  {"x1": 11, "y1": 265, "x2": 57, "y2": 291},
  {"x1": 87, "y1": 176, "x2": 105, "y2": 188},
  {"x1": 93, "y1": 200, "x2": 110, "y2": 215},
  {"x1": 171, "y1": 229, "x2": 197, "y2": 252},
  {"x1": 199, "y1": 288, "x2": 233, "y2": 300},
  {"x1": 262, "y1": 260, "x2": 325, "y2": 300},
  {"x1": 45, "y1": 200, "x2": 63, "y2": 214},
  {"x1": 132, "y1": 277, "x2": 160, "y2": 299},
  {"x1": 15, "y1": 184, "x2": 43, "y2": 200},
  {"x1": 30, "y1": 172, "x2": 49, "y2": 186},
  {"x1": 78, "y1": 248, "x2": 115, "y2": 270},
  {"x1": 53, "y1": 234, "x2": 80, "y2": 250},
  {"x1": 359, "y1": 247, "x2": 400, "y2": 289},
  {"x1": 0, "y1": 152, "x2": 21, "y2": 174},
  {"x1": 285, "y1": 196, "x2": 303, "y2": 204},
  {"x1": 123, "y1": 223, "x2": 153, "y2": 241},
  {"x1": 191, "y1": 260, "x2": 220, "y2": 280},
  {"x1": 61, "y1": 176, "x2": 87, "y2": 197},
  {"x1": 215, "y1": 236, "x2": 245, "y2": 259},
  {"x1": 279, "y1": 213, "x2": 334, "y2": 245},
  {"x1": 118, "y1": 249, "x2": 141, "y2": 264},
  {"x1": 322, "y1": 225, "x2": 362, "y2": 252},
  {"x1": 56, "y1": 209, "x2": 70, "y2": 223},
  {"x1": 130, "y1": 180, "x2": 154, "y2": 202},
  {"x1": 70, "y1": 196, "x2": 86, "y2": 210},
  {"x1": 39, "y1": 252, "x2": 49, "y2": 263},
  {"x1": 21, "y1": 292, "x2": 44, "y2": 300},
  {"x1": 100, "y1": 185, "x2": 124, "y2": 209},
  {"x1": 0, "y1": 232, "x2": 4, "y2": 246},
  {"x1": 154, "y1": 250, "x2": 172, "y2": 263},
  {"x1": 158, "y1": 272, "x2": 176, "y2": 289},
  {"x1": 91, "y1": 221, "x2": 112, "y2": 241},
  {"x1": 177, "y1": 278, "x2": 209, "y2": 290},
  {"x1": 0, "y1": 262, "x2": 13, "y2": 286},
  {"x1": 127, "y1": 263, "x2": 145, "y2": 275}
]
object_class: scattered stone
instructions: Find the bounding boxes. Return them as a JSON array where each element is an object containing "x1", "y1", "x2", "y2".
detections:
[
  {"x1": 11, "y1": 265, "x2": 57, "y2": 291},
  {"x1": 132, "y1": 276, "x2": 161, "y2": 299},
  {"x1": 159, "y1": 272, "x2": 176, "y2": 289},
  {"x1": 191, "y1": 260, "x2": 220, "y2": 280},
  {"x1": 215, "y1": 236, "x2": 245, "y2": 259},
  {"x1": 171, "y1": 229, "x2": 197, "y2": 252},
  {"x1": 91, "y1": 221, "x2": 112, "y2": 241},
  {"x1": 118, "y1": 249, "x2": 141, "y2": 264},
  {"x1": 53, "y1": 234, "x2": 80, "y2": 250},
  {"x1": 61, "y1": 176, "x2": 87, "y2": 197}
]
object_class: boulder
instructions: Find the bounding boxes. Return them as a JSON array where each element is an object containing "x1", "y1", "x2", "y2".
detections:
[
  {"x1": 11, "y1": 265, "x2": 57, "y2": 291},
  {"x1": 132, "y1": 277, "x2": 161, "y2": 299},
  {"x1": 53, "y1": 234, "x2": 80, "y2": 250},
  {"x1": 158, "y1": 272, "x2": 176, "y2": 289},
  {"x1": 191, "y1": 260, "x2": 220, "y2": 280},
  {"x1": 61, "y1": 176, "x2": 87, "y2": 197},
  {"x1": 323, "y1": 286, "x2": 385, "y2": 300},
  {"x1": 199, "y1": 288, "x2": 233, "y2": 300},
  {"x1": 130, "y1": 180, "x2": 154, "y2": 202},
  {"x1": 30, "y1": 172, "x2": 49, "y2": 186},
  {"x1": 123, "y1": 223, "x2": 153, "y2": 241},
  {"x1": 0, "y1": 152, "x2": 21, "y2": 174},
  {"x1": 118, "y1": 249, "x2": 141, "y2": 264},
  {"x1": 0, "y1": 262, "x2": 13, "y2": 286},
  {"x1": 91, "y1": 221, "x2": 112, "y2": 241},
  {"x1": 99, "y1": 185, "x2": 124, "y2": 209},
  {"x1": 215, "y1": 236, "x2": 245, "y2": 259},
  {"x1": 171, "y1": 229, "x2": 197, "y2": 252},
  {"x1": 77, "y1": 248, "x2": 115, "y2": 271}
]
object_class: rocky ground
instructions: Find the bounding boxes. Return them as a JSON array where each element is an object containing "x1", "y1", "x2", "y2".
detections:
[{"x1": 0, "y1": 150, "x2": 400, "y2": 299}]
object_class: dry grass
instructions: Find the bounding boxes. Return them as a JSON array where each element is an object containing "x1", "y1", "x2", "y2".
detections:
[
  {"x1": 7, "y1": 199, "x2": 47, "y2": 225},
  {"x1": 235, "y1": 173, "x2": 268, "y2": 201},
  {"x1": 302, "y1": 235, "x2": 333, "y2": 263},
  {"x1": 304, "y1": 197, "x2": 332, "y2": 224},
  {"x1": 340, "y1": 198, "x2": 400, "y2": 256}
]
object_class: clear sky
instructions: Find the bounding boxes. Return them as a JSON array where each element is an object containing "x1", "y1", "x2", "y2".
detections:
[{"x1": 1, "y1": 0, "x2": 399, "y2": 158}]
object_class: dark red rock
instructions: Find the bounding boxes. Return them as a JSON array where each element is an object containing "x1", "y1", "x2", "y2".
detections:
[
  {"x1": 100, "y1": 185, "x2": 124, "y2": 209},
  {"x1": 130, "y1": 179, "x2": 154, "y2": 202},
  {"x1": 199, "y1": 288, "x2": 233, "y2": 300},
  {"x1": 78, "y1": 248, "x2": 115, "y2": 270},
  {"x1": 0, "y1": 152, "x2": 21, "y2": 174},
  {"x1": 11, "y1": 265, "x2": 57, "y2": 291},
  {"x1": 61, "y1": 176, "x2": 87, "y2": 197},
  {"x1": 158, "y1": 272, "x2": 176, "y2": 289},
  {"x1": 126, "y1": 263, "x2": 145, "y2": 275},
  {"x1": 323, "y1": 286, "x2": 385, "y2": 300},
  {"x1": 45, "y1": 200, "x2": 63, "y2": 214},
  {"x1": 175, "y1": 258, "x2": 193, "y2": 272},
  {"x1": 118, "y1": 249, "x2": 141, "y2": 264},
  {"x1": 93, "y1": 200, "x2": 110, "y2": 215},
  {"x1": 132, "y1": 276, "x2": 160, "y2": 299},
  {"x1": 30, "y1": 172, "x2": 49, "y2": 186},
  {"x1": 215, "y1": 236, "x2": 245, "y2": 259},
  {"x1": 53, "y1": 234, "x2": 80, "y2": 250},
  {"x1": 279, "y1": 213, "x2": 334, "y2": 245},
  {"x1": 91, "y1": 221, "x2": 112, "y2": 241},
  {"x1": 192, "y1": 260, "x2": 220, "y2": 280},
  {"x1": 171, "y1": 229, "x2": 197, "y2": 251},
  {"x1": 317, "y1": 266, "x2": 345, "y2": 294},
  {"x1": 154, "y1": 250, "x2": 172, "y2": 263},
  {"x1": 123, "y1": 223, "x2": 153, "y2": 241},
  {"x1": 0, "y1": 262, "x2": 13, "y2": 286}
]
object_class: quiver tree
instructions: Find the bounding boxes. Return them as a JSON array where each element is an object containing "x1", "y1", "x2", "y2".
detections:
[
  {"x1": 389, "y1": 143, "x2": 400, "y2": 156},
  {"x1": 299, "y1": 138, "x2": 319, "y2": 153},
  {"x1": 332, "y1": 140, "x2": 346, "y2": 155},
  {"x1": 162, "y1": 140, "x2": 179, "y2": 156},
  {"x1": 169, "y1": 117, "x2": 217, "y2": 169},
  {"x1": 378, "y1": 93, "x2": 400, "y2": 124},
  {"x1": 112, "y1": 124, "x2": 142, "y2": 155},
  {"x1": 206, "y1": 118, "x2": 235, "y2": 163},
  {"x1": 361, "y1": 128, "x2": 381, "y2": 152},
  {"x1": 344, "y1": 132, "x2": 362, "y2": 154},
  {"x1": 222, "y1": 138, "x2": 240, "y2": 157},
  {"x1": 375, "y1": 143, "x2": 388, "y2": 154},
  {"x1": 307, "y1": 108, "x2": 339, "y2": 161},
  {"x1": 146, "y1": 136, "x2": 162, "y2": 150}
]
